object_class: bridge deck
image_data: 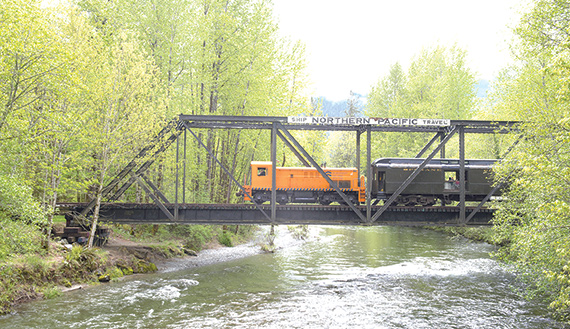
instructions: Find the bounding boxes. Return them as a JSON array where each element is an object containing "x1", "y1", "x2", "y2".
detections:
[{"x1": 61, "y1": 203, "x2": 494, "y2": 226}]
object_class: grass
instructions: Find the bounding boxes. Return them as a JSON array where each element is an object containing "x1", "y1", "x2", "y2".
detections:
[{"x1": 53, "y1": 215, "x2": 66, "y2": 223}]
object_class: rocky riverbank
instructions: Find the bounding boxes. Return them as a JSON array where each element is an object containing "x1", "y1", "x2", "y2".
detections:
[{"x1": 0, "y1": 224, "x2": 313, "y2": 315}]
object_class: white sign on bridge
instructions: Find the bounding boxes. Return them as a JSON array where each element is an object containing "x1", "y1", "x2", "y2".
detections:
[{"x1": 287, "y1": 116, "x2": 451, "y2": 127}]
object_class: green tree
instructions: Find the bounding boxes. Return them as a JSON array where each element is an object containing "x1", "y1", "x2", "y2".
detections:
[
  {"x1": 0, "y1": 0, "x2": 78, "y2": 247},
  {"x1": 0, "y1": 0, "x2": 312, "y2": 253},
  {"x1": 179, "y1": 0, "x2": 310, "y2": 202},
  {"x1": 366, "y1": 63, "x2": 408, "y2": 157},
  {"x1": 366, "y1": 44, "x2": 477, "y2": 159},
  {"x1": 76, "y1": 0, "x2": 312, "y2": 204},
  {"x1": 75, "y1": 26, "x2": 165, "y2": 247},
  {"x1": 0, "y1": 0, "x2": 69, "y2": 170},
  {"x1": 24, "y1": 8, "x2": 106, "y2": 246},
  {"x1": 489, "y1": 0, "x2": 570, "y2": 320},
  {"x1": 368, "y1": 62, "x2": 407, "y2": 116}
]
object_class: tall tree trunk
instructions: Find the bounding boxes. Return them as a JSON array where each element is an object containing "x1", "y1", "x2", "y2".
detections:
[
  {"x1": 206, "y1": 130, "x2": 213, "y2": 200},
  {"x1": 88, "y1": 183, "x2": 103, "y2": 248},
  {"x1": 226, "y1": 130, "x2": 241, "y2": 203},
  {"x1": 210, "y1": 136, "x2": 220, "y2": 201},
  {"x1": 217, "y1": 132, "x2": 228, "y2": 202},
  {"x1": 45, "y1": 139, "x2": 64, "y2": 250}
]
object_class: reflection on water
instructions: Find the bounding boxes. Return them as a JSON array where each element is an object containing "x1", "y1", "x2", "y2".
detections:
[{"x1": 1, "y1": 226, "x2": 567, "y2": 328}]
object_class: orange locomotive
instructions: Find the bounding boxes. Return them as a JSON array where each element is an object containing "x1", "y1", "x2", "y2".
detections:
[{"x1": 238, "y1": 161, "x2": 365, "y2": 205}]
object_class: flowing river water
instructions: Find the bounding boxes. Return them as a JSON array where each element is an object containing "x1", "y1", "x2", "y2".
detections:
[{"x1": 1, "y1": 226, "x2": 568, "y2": 328}]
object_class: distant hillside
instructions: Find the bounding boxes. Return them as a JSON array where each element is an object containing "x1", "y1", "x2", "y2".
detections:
[
  {"x1": 316, "y1": 83, "x2": 488, "y2": 118},
  {"x1": 317, "y1": 98, "x2": 347, "y2": 117},
  {"x1": 316, "y1": 93, "x2": 366, "y2": 117}
]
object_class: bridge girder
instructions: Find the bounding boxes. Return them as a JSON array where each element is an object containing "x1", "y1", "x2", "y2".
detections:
[
  {"x1": 72, "y1": 115, "x2": 519, "y2": 226},
  {"x1": 63, "y1": 203, "x2": 495, "y2": 227}
]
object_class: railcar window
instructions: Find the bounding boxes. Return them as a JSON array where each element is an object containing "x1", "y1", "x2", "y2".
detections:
[
  {"x1": 444, "y1": 170, "x2": 469, "y2": 190},
  {"x1": 378, "y1": 172, "x2": 385, "y2": 192},
  {"x1": 444, "y1": 170, "x2": 459, "y2": 190},
  {"x1": 444, "y1": 171, "x2": 457, "y2": 181},
  {"x1": 257, "y1": 168, "x2": 267, "y2": 176}
]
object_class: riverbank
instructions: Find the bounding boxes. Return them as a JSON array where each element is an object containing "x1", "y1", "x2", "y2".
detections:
[
  {"x1": 0, "y1": 223, "x2": 264, "y2": 315},
  {"x1": 3, "y1": 225, "x2": 564, "y2": 329},
  {"x1": 425, "y1": 225, "x2": 508, "y2": 246}
]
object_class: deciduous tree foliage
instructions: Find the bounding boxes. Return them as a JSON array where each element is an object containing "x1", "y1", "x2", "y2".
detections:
[
  {"x1": 0, "y1": 0, "x2": 313, "y2": 251},
  {"x1": 490, "y1": 0, "x2": 570, "y2": 321},
  {"x1": 0, "y1": 0, "x2": 73, "y2": 249},
  {"x1": 77, "y1": 0, "x2": 313, "y2": 203},
  {"x1": 366, "y1": 45, "x2": 477, "y2": 159}
]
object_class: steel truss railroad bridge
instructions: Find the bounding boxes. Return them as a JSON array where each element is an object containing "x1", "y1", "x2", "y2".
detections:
[{"x1": 62, "y1": 115, "x2": 518, "y2": 227}]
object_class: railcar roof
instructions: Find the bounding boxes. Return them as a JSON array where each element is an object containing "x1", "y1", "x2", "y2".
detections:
[{"x1": 372, "y1": 158, "x2": 497, "y2": 170}]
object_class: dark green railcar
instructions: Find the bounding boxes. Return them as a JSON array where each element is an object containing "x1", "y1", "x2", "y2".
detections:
[{"x1": 371, "y1": 158, "x2": 498, "y2": 206}]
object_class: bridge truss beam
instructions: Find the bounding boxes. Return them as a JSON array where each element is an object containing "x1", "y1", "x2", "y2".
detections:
[{"x1": 73, "y1": 115, "x2": 519, "y2": 226}]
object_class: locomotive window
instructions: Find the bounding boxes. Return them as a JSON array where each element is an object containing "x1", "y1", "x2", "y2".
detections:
[
  {"x1": 257, "y1": 168, "x2": 267, "y2": 176},
  {"x1": 330, "y1": 180, "x2": 351, "y2": 189}
]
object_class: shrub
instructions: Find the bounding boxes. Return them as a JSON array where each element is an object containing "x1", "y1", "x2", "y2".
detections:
[
  {"x1": 217, "y1": 231, "x2": 234, "y2": 247},
  {"x1": 107, "y1": 267, "x2": 124, "y2": 281},
  {"x1": 0, "y1": 174, "x2": 47, "y2": 262},
  {"x1": 0, "y1": 174, "x2": 46, "y2": 226},
  {"x1": 62, "y1": 245, "x2": 106, "y2": 280},
  {"x1": 0, "y1": 218, "x2": 44, "y2": 261},
  {"x1": 42, "y1": 286, "x2": 62, "y2": 299},
  {"x1": 175, "y1": 225, "x2": 213, "y2": 251},
  {"x1": 288, "y1": 225, "x2": 309, "y2": 240}
]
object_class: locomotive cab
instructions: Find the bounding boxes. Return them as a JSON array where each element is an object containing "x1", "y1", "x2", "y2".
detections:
[{"x1": 250, "y1": 161, "x2": 272, "y2": 188}]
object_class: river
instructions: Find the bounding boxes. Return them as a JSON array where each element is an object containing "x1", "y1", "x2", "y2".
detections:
[{"x1": 1, "y1": 226, "x2": 567, "y2": 328}]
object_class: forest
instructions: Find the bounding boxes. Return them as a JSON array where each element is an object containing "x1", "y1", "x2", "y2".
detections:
[{"x1": 2, "y1": 0, "x2": 570, "y2": 321}]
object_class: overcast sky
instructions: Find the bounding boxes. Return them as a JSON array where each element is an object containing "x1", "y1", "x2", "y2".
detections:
[{"x1": 273, "y1": 0, "x2": 528, "y2": 101}]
